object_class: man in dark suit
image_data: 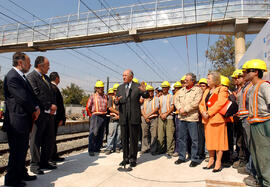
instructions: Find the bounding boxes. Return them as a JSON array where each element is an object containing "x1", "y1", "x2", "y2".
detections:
[
  {"x1": 115, "y1": 69, "x2": 148, "y2": 168},
  {"x1": 27, "y1": 56, "x2": 57, "y2": 174},
  {"x1": 4, "y1": 52, "x2": 40, "y2": 187},
  {"x1": 49, "y1": 72, "x2": 66, "y2": 162}
]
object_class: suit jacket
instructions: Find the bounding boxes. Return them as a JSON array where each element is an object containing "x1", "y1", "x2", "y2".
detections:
[
  {"x1": 51, "y1": 83, "x2": 66, "y2": 124},
  {"x1": 3, "y1": 68, "x2": 38, "y2": 133},
  {"x1": 199, "y1": 85, "x2": 228, "y2": 125},
  {"x1": 27, "y1": 70, "x2": 56, "y2": 111},
  {"x1": 116, "y1": 82, "x2": 149, "y2": 125}
]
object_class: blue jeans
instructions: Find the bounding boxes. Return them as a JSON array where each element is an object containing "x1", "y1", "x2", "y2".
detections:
[
  {"x1": 177, "y1": 120, "x2": 200, "y2": 163},
  {"x1": 105, "y1": 121, "x2": 121, "y2": 151},
  {"x1": 88, "y1": 114, "x2": 106, "y2": 152}
]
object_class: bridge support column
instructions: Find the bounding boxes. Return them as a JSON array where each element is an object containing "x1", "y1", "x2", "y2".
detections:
[
  {"x1": 235, "y1": 31, "x2": 246, "y2": 68},
  {"x1": 235, "y1": 19, "x2": 248, "y2": 68}
]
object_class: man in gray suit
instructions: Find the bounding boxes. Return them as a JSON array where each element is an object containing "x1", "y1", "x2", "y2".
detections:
[
  {"x1": 27, "y1": 56, "x2": 57, "y2": 175},
  {"x1": 115, "y1": 69, "x2": 149, "y2": 168}
]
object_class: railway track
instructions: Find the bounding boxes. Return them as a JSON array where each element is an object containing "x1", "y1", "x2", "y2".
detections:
[{"x1": 0, "y1": 132, "x2": 89, "y2": 174}]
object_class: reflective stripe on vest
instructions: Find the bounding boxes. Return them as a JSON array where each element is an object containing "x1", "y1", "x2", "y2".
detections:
[
  {"x1": 248, "y1": 80, "x2": 270, "y2": 124},
  {"x1": 160, "y1": 94, "x2": 171, "y2": 112},
  {"x1": 144, "y1": 97, "x2": 158, "y2": 118},
  {"x1": 109, "y1": 95, "x2": 118, "y2": 116},
  {"x1": 93, "y1": 93, "x2": 107, "y2": 115},
  {"x1": 237, "y1": 82, "x2": 253, "y2": 117}
]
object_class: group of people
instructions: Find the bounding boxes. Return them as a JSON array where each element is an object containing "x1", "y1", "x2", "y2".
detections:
[
  {"x1": 3, "y1": 52, "x2": 66, "y2": 187},
  {"x1": 2, "y1": 51, "x2": 270, "y2": 187},
  {"x1": 87, "y1": 60, "x2": 270, "y2": 187}
]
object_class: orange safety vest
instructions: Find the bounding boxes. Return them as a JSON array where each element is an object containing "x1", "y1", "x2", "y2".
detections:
[
  {"x1": 237, "y1": 82, "x2": 253, "y2": 117},
  {"x1": 109, "y1": 95, "x2": 118, "y2": 117},
  {"x1": 248, "y1": 80, "x2": 270, "y2": 124},
  {"x1": 159, "y1": 94, "x2": 172, "y2": 113},
  {"x1": 92, "y1": 93, "x2": 107, "y2": 115},
  {"x1": 144, "y1": 96, "x2": 158, "y2": 118}
]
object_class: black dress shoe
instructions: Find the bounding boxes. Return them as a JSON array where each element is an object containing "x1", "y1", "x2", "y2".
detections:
[
  {"x1": 119, "y1": 160, "x2": 129, "y2": 166},
  {"x1": 30, "y1": 168, "x2": 44, "y2": 175},
  {"x1": 174, "y1": 159, "x2": 185, "y2": 165},
  {"x1": 52, "y1": 157, "x2": 65, "y2": 162},
  {"x1": 5, "y1": 181, "x2": 26, "y2": 187},
  {"x1": 203, "y1": 163, "x2": 215, "y2": 170},
  {"x1": 23, "y1": 174, "x2": 37, "y2": 181},
  {"x1": 212, "y1": 167, "x2": 222, "y2": 173},
  {"x1": 89, "y1": 152, "x2": 95, "y2": 156},
  {"x1": 40, "y1": 163, "x2": 57, "y2": 170},
  {"x1": 189, "y1": 161, "x2": 200, "y2": 167},
  {"x1": 130, "y1": 162, "x2": 137, "y2": 167}
]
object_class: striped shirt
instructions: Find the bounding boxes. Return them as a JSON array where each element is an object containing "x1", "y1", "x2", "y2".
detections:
[{"x1": 87, "y1": 93, "x2": 107, "y2": 115}]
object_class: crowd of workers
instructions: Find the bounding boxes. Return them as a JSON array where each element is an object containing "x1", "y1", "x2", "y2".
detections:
[
  {"x1": 86, "y1": 59, "x2": 270, "y2": 187},
  {"x1": 1, "y1": 51, "x2": 270, "y2": 187}
]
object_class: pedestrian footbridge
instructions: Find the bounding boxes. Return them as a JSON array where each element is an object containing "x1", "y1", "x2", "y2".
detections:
[{"x1": 0, "y1": 0, "x2": 269, "y2": 53}]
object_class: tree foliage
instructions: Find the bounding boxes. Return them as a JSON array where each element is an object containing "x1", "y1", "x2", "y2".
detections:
[
  {"x1": 206, "y1": 35, "x2": 251, "y2": 77},
  {"x1": 62, "y1": 83, "x2": 85, "y2": 105},
  {"x1": 80, "y1": 94, "x2": 90, "y2": 106},
  {"x1": 206, "y1": 35, "x2": 235, "y2": 75}
]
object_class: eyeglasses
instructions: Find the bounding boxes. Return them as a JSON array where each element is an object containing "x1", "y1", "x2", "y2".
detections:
[{"x1": 246, "y1": 69, "x2": 256, "y2": 74}]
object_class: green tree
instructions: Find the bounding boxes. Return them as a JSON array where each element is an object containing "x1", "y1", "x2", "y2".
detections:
[
  {"x1": 62, "y1": 83, "x2": 84, "y2": 105},
  {"x1": 80, "y1": 94, "x2": 90, "y2": 106},
  {"x1": 206, "y1": 35, "x2": 251, "y2": 77}
]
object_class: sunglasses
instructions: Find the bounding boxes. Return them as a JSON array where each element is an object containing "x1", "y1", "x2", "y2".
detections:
[{"x1": 246, "y1": 69, "x2": 256, "y2": 73}]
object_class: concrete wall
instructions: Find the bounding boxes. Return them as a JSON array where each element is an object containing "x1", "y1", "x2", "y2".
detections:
[{"x1": 0, "y1": 120, "x2": 89, "y2": 143}]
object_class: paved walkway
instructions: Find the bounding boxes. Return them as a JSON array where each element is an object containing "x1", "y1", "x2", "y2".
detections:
[{"x1": 0, "y1": 151, "x2": 247, "y2": 187}]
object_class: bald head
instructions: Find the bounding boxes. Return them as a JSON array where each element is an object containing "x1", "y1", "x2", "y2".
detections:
[{"x1": 123, "y1": 69, "x2": 134, "y2": 83}]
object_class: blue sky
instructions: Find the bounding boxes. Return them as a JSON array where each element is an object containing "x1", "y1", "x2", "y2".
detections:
[{"x1": 0, "y1": 0, "x2": 257, "y2": 92}]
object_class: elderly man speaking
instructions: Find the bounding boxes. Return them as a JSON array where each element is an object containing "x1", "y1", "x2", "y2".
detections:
[
  {"x1": 114, "y1": 69, "x2": 149, "y2": 169},
  {"x1": 174, "y1": 73, "x2": 203, "y2": 167}
]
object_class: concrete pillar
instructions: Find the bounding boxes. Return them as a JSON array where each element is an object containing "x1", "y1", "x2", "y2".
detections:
[{"x1": 235, "y1": 31, "x2": 246, "y2": 68}]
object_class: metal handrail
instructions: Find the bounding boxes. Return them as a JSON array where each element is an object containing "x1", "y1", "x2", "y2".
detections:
[{"x1": 0, "y1": 0, "x2": 269, "y2": 46}]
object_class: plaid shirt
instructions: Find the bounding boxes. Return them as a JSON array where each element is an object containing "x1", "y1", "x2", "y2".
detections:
[{"x1": 87, "y1": 93, "x2": 107, "y2": 115}]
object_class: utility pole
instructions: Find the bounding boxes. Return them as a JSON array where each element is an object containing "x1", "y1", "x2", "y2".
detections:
[{"x1": 77, "y1": 0, "x2": 81, "y2": 20}]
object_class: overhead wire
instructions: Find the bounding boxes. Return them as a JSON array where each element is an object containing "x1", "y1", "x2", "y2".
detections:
[
  {"x1": 100, "y1": 0, "x2": 165, "y2": 80},
  {"x1": 79, "y1": 0, "x2": 164, "y2": 80},
  {"x1": 1, "y1": 2, "x2": 122, "y2": 81},
  {"x1": 194, "y1": 0, "x2": 199, "y2": 77},
  {"x1": 134, "y1": 0, "x2": 177, "y2": 80},
  {"x1": 203, "y1": 0, "x2": 215, "y2": 76}
]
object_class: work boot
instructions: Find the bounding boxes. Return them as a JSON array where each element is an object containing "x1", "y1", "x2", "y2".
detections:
[
  {"x1": 172, "y1": 152, "x2": 179, "y2": 157},
  {"x1": 233, "y1": 160, "x2": 246, "y2": 169},
  {"x1": 237, "y1": 167, "x2": 250, "y2": 175},
  {"x1": 243, "y1": 175, "x2": 259, "y2": 186}
]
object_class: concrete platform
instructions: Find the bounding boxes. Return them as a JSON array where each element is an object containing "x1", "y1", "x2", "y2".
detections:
[{"x1": 0, "y1": 151, "x2": 247, "y2": 187}]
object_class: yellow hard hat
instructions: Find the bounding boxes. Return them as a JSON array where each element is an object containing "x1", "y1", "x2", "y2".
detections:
[
  {"x1": 242, "y1": 61, "x2": 250, "y2": 72},
  {"x1": 233, "y1": 69, "x2": 244, "y2": 78},
  {"x1": 173, "y1": 81, "x2": 182, "y2": 88},
  {"x1": 146, "y1": 85, "x2": 154, "y2": 91},
  {"x1": 246, "y1": 59, "x2": 267, "y2": 72},
  {"x1": 198, "y1": 78, "x2": 207, "y2": 84},
  {"x1": 220, "y1": 75, "x2": 230, "y2": 87},
  {"x1": 132, "y1": 78, "x2": 139, "y2": 83},
  {"x1": 180, "y1": 75, "x2": 186, "y2": 81},
  {"x1": 161, "y1": 81, "x2": 170, "y2": 88},
  {"x1": 113, "y1": 83, "x2": 120, "y2": 91},
  {"x1": 95, "y1": 80, "x2": 104, "y2": 88},
  {"x1": 108, "y1": 88, "x2": 114, "y2": 94}
]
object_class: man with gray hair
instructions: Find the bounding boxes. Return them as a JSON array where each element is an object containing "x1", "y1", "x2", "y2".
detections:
[
  {"x1": 114, "y1": 69, "x2": 149, "y2": 169},
  {"x1": 174, "y1": 73, "x2": 203, "y2": 167}
]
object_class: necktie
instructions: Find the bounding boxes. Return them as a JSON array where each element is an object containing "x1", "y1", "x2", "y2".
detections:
[
  {"x1": 42, "y1": 75, "x2": 50, "y2": 87},
  {"x1": 125, "y1": 83, "x2": 130, "y2": 97}
]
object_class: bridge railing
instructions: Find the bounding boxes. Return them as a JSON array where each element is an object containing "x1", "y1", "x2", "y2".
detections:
[{"x1": 0, "y1": 0, "x2": 269, "y2": 46}]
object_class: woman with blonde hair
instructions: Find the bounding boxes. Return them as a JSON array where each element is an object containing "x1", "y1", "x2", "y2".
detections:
[{"x1": 199, "y1": 71, "x2": 229, "y2": 172}]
